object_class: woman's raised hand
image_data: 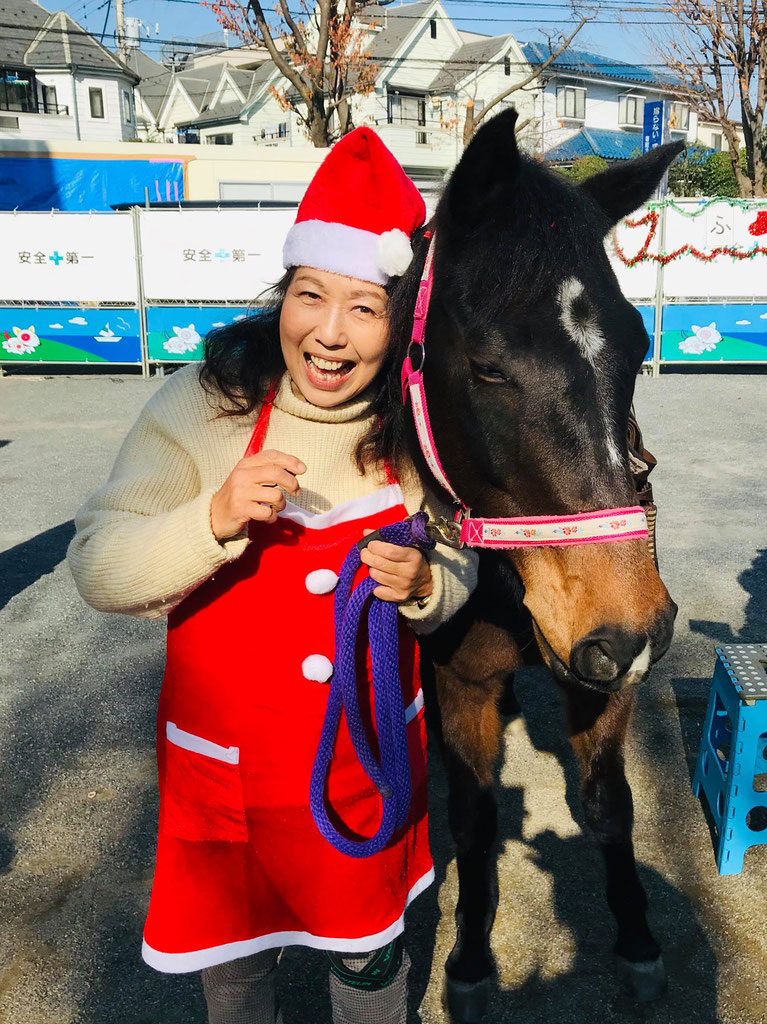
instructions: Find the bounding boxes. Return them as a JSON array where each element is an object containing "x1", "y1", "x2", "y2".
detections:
[{"x1": 210, "y1": 449, "x2": 307, "y2": 540}]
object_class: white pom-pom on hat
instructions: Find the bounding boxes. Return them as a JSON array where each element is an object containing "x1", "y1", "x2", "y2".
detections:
[
  {"x1": 302, "y1": 654, "x2": 334, "y2": 683},
  {"x1": 376, "y1": 229, "x2": 414, "y2": 278}
]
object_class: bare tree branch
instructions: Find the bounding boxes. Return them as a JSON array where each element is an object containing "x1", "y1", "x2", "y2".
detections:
[{"x1": 648, "y1": 0, "x2": 765, "y2": 195}]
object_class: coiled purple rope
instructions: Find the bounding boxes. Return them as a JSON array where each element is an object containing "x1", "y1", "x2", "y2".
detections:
[{"x1": 309, "y1": 512, "x2": 436, "y2": 858}]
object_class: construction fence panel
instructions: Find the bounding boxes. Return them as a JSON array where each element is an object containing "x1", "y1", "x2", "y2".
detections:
[
  {"x1": 0, "y1": 210, "x2": 141, "y2": 365},
  {"x1": 1, "y1": 201, "x2": 766, "y2": 370}
]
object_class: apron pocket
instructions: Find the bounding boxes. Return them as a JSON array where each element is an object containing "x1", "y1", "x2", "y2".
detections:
[{"x1": 162, "y1": 721, "x2": 248, "y2": 843}]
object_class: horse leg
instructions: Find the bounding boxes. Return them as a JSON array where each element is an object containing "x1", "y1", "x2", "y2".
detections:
[
  {"x1": 426, "y1": 619, "x2": 519, "y2": 1024},
  {"x1": 562, "y1": 684, "x2": 666, "y2": 1002}
]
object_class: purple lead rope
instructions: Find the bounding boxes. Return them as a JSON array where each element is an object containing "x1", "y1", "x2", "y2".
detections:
[{"x1": 309, "y1": 512, "x2": 436, "y2": 858}]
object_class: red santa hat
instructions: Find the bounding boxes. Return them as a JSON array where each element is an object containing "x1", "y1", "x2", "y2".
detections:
[{"x1": 282, "y1": 126, "x2": 426, "y2": 286}]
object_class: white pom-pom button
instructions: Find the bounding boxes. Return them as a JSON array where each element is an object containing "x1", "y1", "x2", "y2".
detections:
[
  {"x1": 305, "y1": 569, "x2": 339, "y2": 595},
  {"x1": 376, "y1": 229, "x2": 413, "y2": 278},
  {"x1": 302, "y1": 654, "x2": 333, "y2": 683}
]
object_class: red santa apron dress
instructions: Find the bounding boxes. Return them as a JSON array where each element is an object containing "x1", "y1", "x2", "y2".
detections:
[{"x1": 141, "y1": 391, "x2": 434, "y2": 973}]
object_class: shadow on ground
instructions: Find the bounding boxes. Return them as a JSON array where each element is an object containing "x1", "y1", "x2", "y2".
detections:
[{"x1": 0, "y1": 520, "x2": 75, "y2": 610}]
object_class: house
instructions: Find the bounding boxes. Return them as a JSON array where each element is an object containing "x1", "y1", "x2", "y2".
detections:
[
  {"x1": 128, "y1": 46, "x2": 274, "y2": 144},
  {"x1": 521, "y1": 44, "x2": 698, "y2": 165},
  {"x1": 0, "y1": 0, "x2": 140, "y2": 141},
  {"x1": 697, "y1": 117, "x2": 745, "y2": 154},
  {"x1": 166, "y1": 0, "x2": 537, "y2": 188}
]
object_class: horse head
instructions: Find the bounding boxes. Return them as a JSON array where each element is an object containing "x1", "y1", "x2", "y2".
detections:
[{"x1": 400, "y1": 108, "x2": 681, "y2": 694}]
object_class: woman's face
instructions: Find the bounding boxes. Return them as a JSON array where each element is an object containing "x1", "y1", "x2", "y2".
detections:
[{"x1": 279, "y1": 267, "x2": 389, "y2": 407}]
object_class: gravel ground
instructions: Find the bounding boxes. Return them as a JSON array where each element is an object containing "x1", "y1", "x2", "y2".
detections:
[{"x1": 0, "y1": 370, "x2": 765, "y2": 1024}]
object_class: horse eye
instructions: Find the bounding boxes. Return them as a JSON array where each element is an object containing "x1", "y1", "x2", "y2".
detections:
[{"x1": 469, "y1": 360, "x2": 509, "y2": 384}]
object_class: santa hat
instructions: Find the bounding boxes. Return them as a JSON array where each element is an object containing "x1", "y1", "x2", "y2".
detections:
[{"x1": 282, "y1": 127, "x2": 426, "y2": 286}]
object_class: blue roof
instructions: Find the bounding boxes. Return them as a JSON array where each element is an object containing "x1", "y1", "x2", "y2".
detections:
[
  {"x1": 521, "y1": 42, "x2": 681, "y2": 89},
  {"x1": 544, "y1": 127, "x2": 645, "y2": 163}
]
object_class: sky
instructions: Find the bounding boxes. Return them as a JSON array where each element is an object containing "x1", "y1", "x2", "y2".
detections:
[{"x1": 62, "y1": 0, "x2": 679, "y2": 68}]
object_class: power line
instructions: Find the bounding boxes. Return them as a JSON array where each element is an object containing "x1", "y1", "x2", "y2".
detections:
[{"x1": 0, "y1": 23, "x2": 716, "y2": 65}]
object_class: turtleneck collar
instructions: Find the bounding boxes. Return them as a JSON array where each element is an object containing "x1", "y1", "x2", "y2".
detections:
[{"x1": 272, "y1": 371, "x2": 377, "y2": 424}]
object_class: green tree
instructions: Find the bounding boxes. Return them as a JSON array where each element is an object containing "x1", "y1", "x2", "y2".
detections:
[
  {"x1": 566, "y1": 155, "x2": 608, "y2": 183},
  {"x1": 668, "y1": 144, "x2": 709, "y2": 197},
  {"x1": 702, "y1": 151, "x2": 739, "y2": 197}
]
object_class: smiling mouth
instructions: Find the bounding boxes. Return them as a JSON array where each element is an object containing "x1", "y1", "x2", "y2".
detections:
[{"x1": 303, "y1": 352, "x2": 356, "y2": 381}]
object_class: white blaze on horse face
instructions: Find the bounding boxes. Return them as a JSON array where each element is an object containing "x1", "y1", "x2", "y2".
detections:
[
  {"x1": 557, "y1": 277, "x2": 604, "y2": 362},
  {"x1": 557, "y1": 276, "x2": 621, "y2": 469}
]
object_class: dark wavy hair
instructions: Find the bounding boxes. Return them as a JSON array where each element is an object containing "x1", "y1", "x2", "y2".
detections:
[{"x1": 198, "y1": 241, "x2": 428, "y2": 477}]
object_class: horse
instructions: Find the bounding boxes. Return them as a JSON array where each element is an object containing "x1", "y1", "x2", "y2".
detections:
[{"x1": 387, "y1": 108, "x2": 682, "y2": 1023}]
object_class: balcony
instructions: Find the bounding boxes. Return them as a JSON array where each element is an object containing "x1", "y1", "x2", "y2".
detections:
[{"x1": 1, "y1": 99, "x2": 70, "y2": 119}]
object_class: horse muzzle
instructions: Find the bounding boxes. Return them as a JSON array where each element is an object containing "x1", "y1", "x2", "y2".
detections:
[{"x1": 534, "y1": 601, "x2": 677, "y2": 693}]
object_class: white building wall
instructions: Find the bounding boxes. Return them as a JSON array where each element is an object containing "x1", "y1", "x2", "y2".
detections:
[
  {"x1": 72, "y1": 74, "x2": 136, "y2": 141},
  {"x1": 234, "y1": 89, "x2": 302, "y2": 146},
  {"x1": 384, "y1": 7, "x2": 462, "y2": 92},
  {"x1": 538, "y1": 78, "x2": 698, "y2": 156},
  {"x1": 161, "y1": 83, "x2": 200, "y2": 134},
  {"x1": 0, "y1": 71, "x2": 136, "y2": 142}
]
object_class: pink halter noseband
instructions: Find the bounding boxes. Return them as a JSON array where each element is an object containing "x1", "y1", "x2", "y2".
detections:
[{"x1": 401, "y1": 231, "x2": 649, "y2": 550}]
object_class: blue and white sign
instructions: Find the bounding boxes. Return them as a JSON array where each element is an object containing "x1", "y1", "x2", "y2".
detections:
[{"x1": 643, "y1": 100, "x2": 665, "y2": 153}]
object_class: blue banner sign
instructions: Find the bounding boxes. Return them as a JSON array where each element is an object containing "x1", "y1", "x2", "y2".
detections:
[{"x1": 643, "y1": 100, "x2": 665, "y2": 153}]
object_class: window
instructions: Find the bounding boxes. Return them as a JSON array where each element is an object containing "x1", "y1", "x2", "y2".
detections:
[
  {"x1": 711, "y1": 132, "x2": 722, "y2": 151},
  {"x1": 618, "y1": 93, "x2": 644, "y2": 126},
  {"x1": 416, "y1": 130, "x2": 428, "y2": 145},
  {"x1": 556, "y1": 86, "x2": 586, "y2": 120},
  {"x1": 387, "y1": 91, "x2": 426, "y2": 125},
  {"x1": 1, "y1": 68, "x2": 37, "y2": 112},
  {"x1": 504, "y1": 55, "x2": 511, "y2": 76},
  {"x1": 278, "y1": 121, "x2": 287, "y2": 137},
  {"x1": 89, "y1": 87, "x2": 104, "y2": 118},
  {"x1": 667, "y1": 101, "x2": 689, "y2": 131},
  {"x1": 122, "y1": 89, "x2": 132, "y2": 122},
  {"x1": 429, "y1": 18, "x2": 437, "y2": 38},
  {"x1": 207, "y1": 132, "x2": 233, "y2": 145},
  {"x1": 40, "y1": 83, "x2": 59, "y2": 113}
]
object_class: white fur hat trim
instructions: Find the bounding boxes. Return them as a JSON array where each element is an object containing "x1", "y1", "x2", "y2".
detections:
[
  {"x1": 302, "y1": 654, "x2": 334, "y2": 683},
  {"x1": 305, "y1": 569, "x2": 339, "y2": 595},
  {"x1": 376, "y1": 229, "x2": 414, "y2": 277}
]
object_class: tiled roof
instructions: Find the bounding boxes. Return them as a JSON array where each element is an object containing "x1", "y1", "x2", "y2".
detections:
[
  {"x1": 125, "y1": 49, "x2": 172, "y2": 119},
  {"x1": 0, "y1": 0, "x2": 138, "y2": 79},
  {"x1": 521, "y1": 42, "x2": 682, "y2": 89},
  {"x1": 544, "y1": 127, "x2": 645, "y2": 163},
  {"x1": 175, "y1": 61, "x2": 274, "y2": 127},
  {"x1": 362, "y1": 0, "x2": 436, "y2": 62},
  {"x1": 428, "y1": 34, "x2": 511, "y2": 92},
  {"x1": 177, "y1": 99, "x2": 246, "y2": 127}
]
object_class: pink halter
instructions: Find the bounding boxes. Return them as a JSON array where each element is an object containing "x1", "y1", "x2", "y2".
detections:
[{"x1": 401, "y1": 232, "x2": 649, "y2": 550}]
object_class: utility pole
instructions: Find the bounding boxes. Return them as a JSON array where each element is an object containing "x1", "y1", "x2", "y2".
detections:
[{"x1": 115, "y1": 0, "x2": 127, "y2": 62}]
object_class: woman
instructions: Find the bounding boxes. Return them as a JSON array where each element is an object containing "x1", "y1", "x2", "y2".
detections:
[{"x1": 68, "y1": 128, "x2": 478, "y2": 1024}]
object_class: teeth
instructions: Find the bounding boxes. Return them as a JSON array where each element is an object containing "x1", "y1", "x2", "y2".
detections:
[{"x1": 308, "y1": 355, "x2": 349, "y2": 372}]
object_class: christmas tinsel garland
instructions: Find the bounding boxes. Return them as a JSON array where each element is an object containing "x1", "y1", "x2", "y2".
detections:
[{"x1": 615, "y1": 202, "x2": 767, "y2": 267}]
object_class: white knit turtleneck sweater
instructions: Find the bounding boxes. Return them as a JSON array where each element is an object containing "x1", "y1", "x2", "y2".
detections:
[{"x1": 67, "y1": 365, "x2": 478, "y2": 633}]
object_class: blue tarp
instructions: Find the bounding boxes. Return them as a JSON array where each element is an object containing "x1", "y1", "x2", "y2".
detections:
[{"x1": 0, "y1": 156, "x2": 185, "y2": 211}]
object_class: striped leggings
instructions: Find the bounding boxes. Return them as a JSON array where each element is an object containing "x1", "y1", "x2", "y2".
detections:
[{"x1": 202, "y1": 945, "x2": 410, "y2": 1024}]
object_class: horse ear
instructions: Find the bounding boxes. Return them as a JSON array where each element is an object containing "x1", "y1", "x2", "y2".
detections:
[
  {"x1": 580, "y1": 141, "x2": 685, "y2": 225},
  {"x1": 446, "y1": 108, "x2": 520, "y2": 224}
]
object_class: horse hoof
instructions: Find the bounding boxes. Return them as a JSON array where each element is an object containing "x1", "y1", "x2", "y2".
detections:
[
  {"x1": 615, "y1": 954, "x2": 667, "y2": 1002},
  {"x1": 442, "y1": 975, "x2": 492, "y2": 1023}
]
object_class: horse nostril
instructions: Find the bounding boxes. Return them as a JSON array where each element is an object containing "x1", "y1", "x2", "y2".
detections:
[{"x1": 570, "y1": 628, "x2": 646, "y2": 684}]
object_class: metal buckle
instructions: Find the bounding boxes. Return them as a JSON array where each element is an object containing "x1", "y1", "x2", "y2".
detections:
[
  {"x1": 405, "y1": 339, "x2": 425, "y2": 372},
  {"x1": 425, "y1": 516, "x2": 463, "y2": 549}
]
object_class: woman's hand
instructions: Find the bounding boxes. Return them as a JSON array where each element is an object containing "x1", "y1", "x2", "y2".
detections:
[
  {"x1": 211, "y1": 449, "x2": 306, "y2": 541},
  {"x1": 359, "y1": 529, "x2": 434, "y2": 604}
]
